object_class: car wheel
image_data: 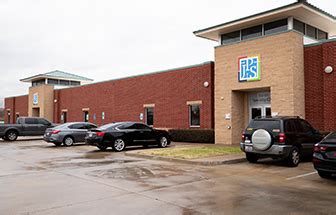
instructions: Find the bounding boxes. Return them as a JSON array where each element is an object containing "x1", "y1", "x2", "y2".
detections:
[
  {"x1": 63, "y1": 136, "x2": 74, "y2": 147},
  {"x1": 286, "y1": 146, "x2": 301, "y2": 167},
  {"x1": 54, "y1": 142, "x2": 62, "y2": 147},
  {"x1": 112, "y1": 138, "x2": 126, "y2": 152},
  {"x1": 318, "y1": 170, "x2": 333, "y2": 179},
  {"x1": 5, "y1": 130, "x2": 18, "y2": 141},
  {"x1": 246, "y1": 153, "x2": 259, "y2": 163},
  {"x1": 97, "y1": 145, "x2": 108, "y2": 151},
  {"x1": 158, "y1": 136, "x2": 169, "y2": 148}
]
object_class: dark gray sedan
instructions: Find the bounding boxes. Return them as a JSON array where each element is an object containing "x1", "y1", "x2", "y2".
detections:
[{"x1": 44, "y1": 122, "x2": 97, "y2": 146}]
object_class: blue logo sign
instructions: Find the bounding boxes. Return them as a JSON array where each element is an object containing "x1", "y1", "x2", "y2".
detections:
[
  {"x1": 33, "y1": 93, "x2": 38, "y2": 105},
  {"x1": 238, "y1": 55, "x2": 261, "y2": 82}
]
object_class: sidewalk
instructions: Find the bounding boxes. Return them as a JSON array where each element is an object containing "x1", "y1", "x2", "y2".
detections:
[{"x1": 125, "y1": 142, "x2": 246, "y2": 166}]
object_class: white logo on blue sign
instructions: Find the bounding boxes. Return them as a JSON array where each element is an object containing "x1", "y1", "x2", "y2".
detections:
[
  {"x1": 238, "y1": 56, "x2": 261, "y2": 82},
  {"x1": 33, "y1": 93, "x2": 38, "y2": 105}
]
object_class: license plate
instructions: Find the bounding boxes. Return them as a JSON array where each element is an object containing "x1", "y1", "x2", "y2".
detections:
[{"x1": 245, "y1": 146, "x2": 253, "y2": 152}]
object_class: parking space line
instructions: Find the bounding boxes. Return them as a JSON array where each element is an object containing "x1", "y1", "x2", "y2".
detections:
[{"x1": 286, "y1": 171, "x2": 317, "y2": 181}]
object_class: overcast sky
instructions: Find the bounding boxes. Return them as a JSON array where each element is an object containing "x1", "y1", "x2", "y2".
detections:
[{"x1": 0, "y1": 0, "x2": 334, "y2": 107}]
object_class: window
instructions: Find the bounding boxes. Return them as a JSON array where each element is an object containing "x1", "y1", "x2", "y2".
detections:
[
  {"x1": 59, "y1": 80, "x2": 70, "y2": 86},
  {"x1": 145, "y1": 107, "x2": 154, "y2": 126},
  {"x1": 318, "y1": 29, "x2": 328, "y2": 40},
  {"x1": 62, "y1": 112, "x2": 67, "y2": 123},
  {"x1": 37, "y1": 118, "x2": 50, "y2": 125},
  {"x1": 25, "y1": 118, "x2": 38, "y2": 124},
  {"x1": 48, "y1": 79, "x2": 59, "y2": 85},
  {"x1": 69, "y1": 123, "x2": 86, "y2": 129},
  {"x1": 285, "y1": 120, "x2": 296, "y2": 132},
  {"x1": 299, "y1": 120, "x2": 313, "y2": 133},
  {"x1": 242, "y1": 25, "x2": 262, "y2": 40},
  {"x1": 306, "y1": 24, "x2": 317, "y2": 39},
  {"x1": 85, "y1": 124, "x2": 97, "y2": 129},
  {"x1": 221, "y1": 30, "x2": 240, "y2": 45},
  {"x1": 134, "y1": 123, "x2": 151, "y2": 130},
  {"x1": 248, "y1": 120, "x2": 280, "y2": 133},
  {"x1": 118, "y1": 123, "x2": 134, "y2": 130},
  {"x1": 7, "y1": 111, "x2": 11, "y2": 124},
  {"x1": 70, "y1": 81, "x2": 80, "y2": 86},
  {"x1": 264, "y1": 19, "x2": 288, "y2": 35},
  {"x1": 189, "y1": 105, "x2": 200, "y2": 127},
  {"x1": 83, "y1": 111, "x2": 89, "y2": 122},
  {"x1": 293, "y1": 19, "x2": 305, "y2": 34},
  {"x1": 32, "y1": 79, "x2": 46, "y2": 87}
]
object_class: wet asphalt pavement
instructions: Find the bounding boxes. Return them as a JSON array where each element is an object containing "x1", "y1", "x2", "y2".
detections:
[{"x1": 0, "y1": 139, "x2": 335, "y2": 215}]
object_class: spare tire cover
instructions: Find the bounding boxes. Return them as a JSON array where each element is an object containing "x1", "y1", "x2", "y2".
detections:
[{"x1": 252, "y1": 129, "x2": 272, "y2": 151}]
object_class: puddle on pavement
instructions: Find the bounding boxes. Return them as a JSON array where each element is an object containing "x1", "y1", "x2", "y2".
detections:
[
  {"x1": 79, "y1": 151, "x2": 113, "y2": 160},
  {"x1": 38, "y1": 158, "x2": 140, "y2": 169},
  {"x1": 87, "y1": 165, "x2": 185, "y2": 180}
]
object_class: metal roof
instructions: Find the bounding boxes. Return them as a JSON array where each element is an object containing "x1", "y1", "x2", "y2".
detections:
[
  {"x1": 20, "y1": 70, "x2": 93, "y2": 82},
  {"x1": 194, "y1": 0, "x2": 336, "y2": 41}
]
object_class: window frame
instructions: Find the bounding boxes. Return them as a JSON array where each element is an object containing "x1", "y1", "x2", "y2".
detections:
[
  {"x1": 241, "y1": 25, "x2": 263, "y2": 41},
  {"x1": 145, "y1": 107, "x2": 154, "y2": 126},
  {"x1": 189, "y1": 104, "x2": 201, "y2": 127},
  {"x1": 264, "y1": 19, "x2": 288, "y2": 36}
]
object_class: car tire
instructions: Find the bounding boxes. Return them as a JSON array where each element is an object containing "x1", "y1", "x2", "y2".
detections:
[
  {"x1": 158, "y1": 136, "x2": 169, "y2": 148},
  {"x1": 5, "y1": 130, "x2": 18, "y2": 141},
  {"x1": 63, "y1": 136, "x2": 74, "y2": 147},
  {"x1": 246, "y1": 153, "x2": 259, "y2": 163},
  {"x1": 97, "y1": 145, "x2": 108, "y2": 151},
  {"x1": 54, "y1": 142, "x2": 62, "y2": 147},
  {"x1": 318, "y1": 170, "x2": 333, "y2": 179},
  {"x1": 286, "y1": 146, "x2": 301, "y2": 167},
  {"x1": 112, "y1": 138, "x2": 126, "y2": 152}
]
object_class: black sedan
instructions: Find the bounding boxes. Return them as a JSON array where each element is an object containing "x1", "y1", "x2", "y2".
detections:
[
  {"x1": 85, "y1": 122, "x2": 170, "y2": 151},
  {"x1": 313, "y1": 132, "x2": 336, "y2": 179}
]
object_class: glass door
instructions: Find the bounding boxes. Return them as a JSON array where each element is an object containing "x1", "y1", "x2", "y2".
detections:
[{"x1": 251, "y1": 107, "x2": 262, "y2": 120}]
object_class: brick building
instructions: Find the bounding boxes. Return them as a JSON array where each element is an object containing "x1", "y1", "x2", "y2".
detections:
[
  {"x1": 194, "y1": 0, "x2": 336, "y2": 144},
  {"x1": 4, "y1": 0, "x2": 336, "y2": 144},
  {"x1": 4, "y1": 62, "x2": 215, "y2": 130}
]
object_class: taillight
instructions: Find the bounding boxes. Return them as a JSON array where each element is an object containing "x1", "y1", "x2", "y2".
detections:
[
  {"x1": 279, "y1": 133, "x2": 286, "y2": 144},
  {"x1": 314, "y1": 144, "x2": 327, "y2": 152},
  {"x1": 242, "y1": 132, "x2": 245, "y2": 142},
  {"x1": 51, "y1": 130, "x2": 61, "y2": 134},
  {"x1": 96, "y1": 132, "x2": 105, "y2": 137}
]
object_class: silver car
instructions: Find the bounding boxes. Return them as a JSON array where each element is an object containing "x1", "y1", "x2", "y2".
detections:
[{"x1": 44, "y1": 122, "x2": 97, "y2": 146}]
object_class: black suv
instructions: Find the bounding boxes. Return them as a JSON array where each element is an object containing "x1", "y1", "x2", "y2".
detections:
[{"x1": 240, "y1": 116, "x2": 324, "y2": 167}]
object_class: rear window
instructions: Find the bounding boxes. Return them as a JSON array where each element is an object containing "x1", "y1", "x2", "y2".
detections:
[
  {"x1": 324, "y1": 132, "x2": 336, "y2": 141},
  {"x1": 247, "y1": 120, "x2": 281, "y2": 133},
  {"x1": 54, "y1": 123, "x2": 71, "y2": 129},
  {"x1": 98, "y1": 123, "x2": 123, "y2": 131}
]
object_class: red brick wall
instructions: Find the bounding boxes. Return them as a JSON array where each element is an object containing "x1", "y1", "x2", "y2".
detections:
[
  {"x1": 4, "y1": 95, "x2": 28, "y2": 124},
  {"x1": 305, "y1": 40, "x2": 336, "y2": 131},
  {"x1": 54, "y1": 62, "x2": 214, "y2": 129}
]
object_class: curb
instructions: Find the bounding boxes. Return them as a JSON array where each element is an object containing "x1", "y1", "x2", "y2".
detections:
[{"x1": 125, "y1": 152, "x2": 246, "y2": 166}]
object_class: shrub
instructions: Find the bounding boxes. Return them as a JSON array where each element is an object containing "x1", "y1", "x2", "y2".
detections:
[{"x1": 168, "y1": 129, "x2": 214, "y2": 144}]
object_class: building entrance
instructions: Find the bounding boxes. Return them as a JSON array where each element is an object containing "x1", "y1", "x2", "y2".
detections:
[
  {"x1": 32, "y1": 108, "x2": 40, "y2": 117},
  {"x1": 249, "y1": 92, "x2": 271, "y2": 120}
]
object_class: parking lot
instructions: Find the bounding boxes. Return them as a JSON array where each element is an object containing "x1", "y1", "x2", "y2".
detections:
[{"x1": 0, "y1": 139, "x2": 335, "y2": 215}]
